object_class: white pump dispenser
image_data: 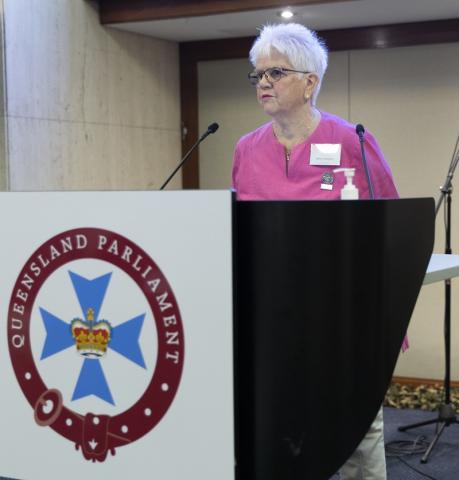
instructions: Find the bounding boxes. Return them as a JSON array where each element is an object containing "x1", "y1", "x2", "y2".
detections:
[{"x1": 333, "y1": 168, "x2": 359, "y2": 200}]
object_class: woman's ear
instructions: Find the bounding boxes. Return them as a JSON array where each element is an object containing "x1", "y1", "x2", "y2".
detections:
[{"x1": 304, "y1": 73, "x2": 319, "y2": 102}]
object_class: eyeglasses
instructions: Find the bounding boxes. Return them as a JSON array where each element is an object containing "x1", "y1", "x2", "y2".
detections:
[{"x1": 248, "y1": 67, "x2": 310, "y2": 86}]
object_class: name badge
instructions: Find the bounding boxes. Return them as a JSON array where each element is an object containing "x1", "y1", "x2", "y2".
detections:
[{"x1": 310, "y1": 144, "x2": 341, "y2": 166}]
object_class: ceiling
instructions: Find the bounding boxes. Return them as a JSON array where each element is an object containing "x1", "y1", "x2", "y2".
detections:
[{"x1": 107, "y1": 0, "x2": 459, "y2": 42}]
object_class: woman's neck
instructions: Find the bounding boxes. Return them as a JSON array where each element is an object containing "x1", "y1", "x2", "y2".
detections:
[{"x1": 273, "y1": 106, "x2": 321, "y2": 150}]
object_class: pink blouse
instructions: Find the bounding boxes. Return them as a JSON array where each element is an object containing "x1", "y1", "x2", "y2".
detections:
[{"x1": 232, "y1": 111, "x2": 398, "y2": 201}]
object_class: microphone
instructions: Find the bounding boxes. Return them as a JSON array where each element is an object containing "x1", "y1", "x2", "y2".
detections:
[
  {"x1": 355, "y1": 123, "x2": 375, "y2": 200},
  {"x1": 206, "y1": 122, "x2": 219, "y2": 135},
  {"x1": 160, "y1": 122, "x2": 219, "y2": 190}
]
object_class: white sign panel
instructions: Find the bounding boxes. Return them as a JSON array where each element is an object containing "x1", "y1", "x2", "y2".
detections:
[{"x1": 0, "y1": 190, "x2": 234, "y2": 480}]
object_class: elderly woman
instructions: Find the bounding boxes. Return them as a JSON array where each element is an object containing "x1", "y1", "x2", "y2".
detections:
[
  {"x1": 232, "y1": 23, "x2": 397, "y2": 480},
  {"x1": 232, "y1": 23, "x2": 397, "y2": 201}
]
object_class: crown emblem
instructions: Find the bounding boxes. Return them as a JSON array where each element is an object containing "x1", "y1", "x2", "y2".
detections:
[{"x1": 71, "y1": 308, "x2": 112, "y2": 358}]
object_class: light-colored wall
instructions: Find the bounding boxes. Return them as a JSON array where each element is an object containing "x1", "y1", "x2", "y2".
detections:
[
  {"x1": 198, "y1": 43, "x2": 459, "y2": 380},
  {"x1": 1, "y1": 0, "x2": 181, "y2": 191}
]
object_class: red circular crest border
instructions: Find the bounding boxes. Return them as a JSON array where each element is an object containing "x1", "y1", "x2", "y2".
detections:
[{"x1": 7, "y1": 227, "x2": 184, "y2": 461}]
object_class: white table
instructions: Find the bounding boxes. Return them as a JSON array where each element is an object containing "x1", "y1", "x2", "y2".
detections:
[{"x1": 423, "y1": 253, "x2": 459, "y2": 285}]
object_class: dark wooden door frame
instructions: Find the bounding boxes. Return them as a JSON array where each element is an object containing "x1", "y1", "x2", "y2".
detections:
[{"x1": 180, "y1": 18, "x2": 459, "y2": 188}]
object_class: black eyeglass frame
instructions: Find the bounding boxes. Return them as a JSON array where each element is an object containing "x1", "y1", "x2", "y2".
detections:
[{"x1": 248, "y1": 66, "x2": 310, "y2": 86}]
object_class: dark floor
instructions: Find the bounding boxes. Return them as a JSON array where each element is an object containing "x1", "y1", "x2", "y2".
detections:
[
  {"x1": 329, "y1": 407, "x2": 459, "y2": 480},
  {"x1": 2, "y1": 407, "x2": 459, "y2": 479}
]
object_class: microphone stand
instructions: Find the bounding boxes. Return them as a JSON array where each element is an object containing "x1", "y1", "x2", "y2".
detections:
[
  {"x1": 398, "y1": 135, "x2": 459, "y2": 463},
  {"x1": 160, "y1": 136, "x2": 203, "y2": 190},
  {"x1": 355, "y1": 124, "x2": 375, "y2": 199},
  {"x1": 160, "y1": 123, "x2": 219, "y2": 190}
]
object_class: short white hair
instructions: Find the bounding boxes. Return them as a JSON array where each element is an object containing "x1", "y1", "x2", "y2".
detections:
[{"x1": 250, "y1": 23, "x2": 328, "y2": 105}]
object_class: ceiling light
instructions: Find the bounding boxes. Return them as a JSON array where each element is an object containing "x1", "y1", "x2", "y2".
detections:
[{"x1": 279, "y1": 9, "x2": 295, "y2": 20}]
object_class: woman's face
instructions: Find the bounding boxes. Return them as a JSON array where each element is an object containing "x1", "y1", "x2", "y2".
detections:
[{"x1": 254, "y1": 50, "x2": 314, "y2": 118}]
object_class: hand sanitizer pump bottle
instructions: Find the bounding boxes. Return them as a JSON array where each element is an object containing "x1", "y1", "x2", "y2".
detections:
[{"x1": 333, "y1": 168, "x2": 359, "y2": 200}]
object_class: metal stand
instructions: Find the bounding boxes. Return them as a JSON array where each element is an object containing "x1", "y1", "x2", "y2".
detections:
[{"x1": 398, "y1": 137, "x2": 459, "y2": 463}]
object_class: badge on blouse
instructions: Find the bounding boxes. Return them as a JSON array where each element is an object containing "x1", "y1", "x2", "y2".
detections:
[
  {"x1": 310, "y1": 144, "x2": 341, "y2": 166},
  {"x1": 320, "y1": 172, "x2": 334, "y2": 191}
]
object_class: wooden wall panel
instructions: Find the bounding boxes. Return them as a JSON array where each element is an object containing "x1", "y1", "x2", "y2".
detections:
[{"x1": 99, "y1": 0, "x2": 355, "y2": 23}]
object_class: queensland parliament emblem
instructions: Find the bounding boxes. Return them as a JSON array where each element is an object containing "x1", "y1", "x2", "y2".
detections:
[{"x1": 7, "y1": 228, "x2": 184, "y2": 462}]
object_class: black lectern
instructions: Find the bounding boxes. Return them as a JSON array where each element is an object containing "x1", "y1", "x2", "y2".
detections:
[{"x1": 233, "y1": 198, "x2": 434, "y2": 480}]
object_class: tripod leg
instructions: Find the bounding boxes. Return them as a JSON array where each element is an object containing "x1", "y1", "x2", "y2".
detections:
[
  {"x1": 421, "y1": 422, "x2": 447, "y2": 464},
  {"x1": 398, "y1": 418, "x2": 438, "y2": 432}
]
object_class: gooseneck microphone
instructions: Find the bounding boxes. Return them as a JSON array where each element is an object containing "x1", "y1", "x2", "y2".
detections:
[
  {"x1": 355, "y1": 123, "x2": 375, "y2": 200},
  {"x1": 160, "y1": 122, "x2": 219, "y2": 190}
]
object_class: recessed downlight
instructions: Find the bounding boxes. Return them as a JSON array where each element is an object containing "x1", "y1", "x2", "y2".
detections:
[{"x1": 279, "y1": 9, "x2": 295, "y2": 20}]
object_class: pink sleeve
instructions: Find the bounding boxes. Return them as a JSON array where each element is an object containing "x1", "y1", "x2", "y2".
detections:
[
  {"x1": 401, "y1": 335, "x2": 409, "y2": 352},
  {"x1": 231, "y1": 143, "x2": 241, "y2": 191},
  {"x1": 363, "y1": 131, "x2": 399, "y2": 199}
]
